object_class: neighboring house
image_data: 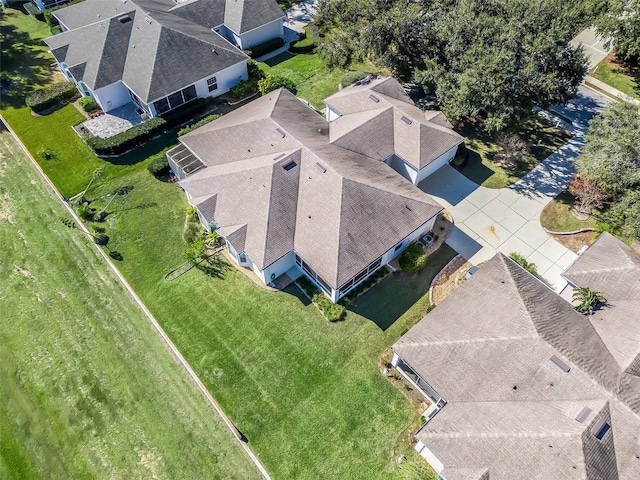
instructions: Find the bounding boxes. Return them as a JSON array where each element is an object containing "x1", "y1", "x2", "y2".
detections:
[
  {"x1": 31, "y1": 0, "x2": 69, "y2": 11},
  {"x1": 391, "y1": 243, "x2": 640, "y2": 479},
  {"x1": 324, "y1": 77, "x2": 464, "y2": 185},
  {"x1": 168, "y1": 87, "x2": 444, "y2": 302},
  {"x1": 44, "y1": 0, "x2": 284, "y2": 116}
]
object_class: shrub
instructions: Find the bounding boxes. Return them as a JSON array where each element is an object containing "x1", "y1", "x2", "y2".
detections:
[
  {"x1": 247, "y1": 59, "x2": 263, "y2": 80},
  {"x1": 186, "y1": 205, "x2": 199, "y2": 222},
  {"x1": 50, "y1": 25, "x2": 62, "y2": 35},
  {"x1": 77, "y1": 204, "x2": 92, "y2": 220},
  {"x1": 25, "y1": 82, "x2": 77, "y2": 113},
  {"x1": 94, "y1": 233, "x2": 109, "y2": 246},
  {"x1": 399, "y1": 244, "x2": 428, "y2": 272},
  {"x1": 312, "y1": 293, "x2": 346, "y2": 322},
  {"x1": 249, "y1": 37, "x2": 285, "y2": 58},
  {"x1": 87, "y1": 117, "x2": 167, "y2": 155},
  {"x1": 177, "y1": 113, "x2": 222, "y2": 136},
  {"x1": 185, "y1": 239, "x2": 207, "y2": 264},
  {"x1": 38, "y1": 148, "x2": 55, "y2": 161},
  {"x1": 258, "y1": 74, "x2": 297, "y2": 95},
  {"x1": 508, "y1": 252, "x2": 538, "y2": 276},
  {"x1": 340, "y1": 71, "x2": 368, "y2": 88},
  {"x1": 229, "y1": 79, "x2": 258, "y2": 99},
  {"x1": 147, "y1": 151, "x2": 170, "y2": 177},
  {"x1": 78, "y1": 96, "x2": 97, "y2": 112}
]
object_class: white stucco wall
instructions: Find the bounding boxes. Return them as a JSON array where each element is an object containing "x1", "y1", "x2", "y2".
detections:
[
  {"x1": 192, "y1": 60, "x2": 248, "y2": 99},
  {"x1": 381, "y1": 216, "x2": 437, "y2": 265},
  {"x1": 388, "y1": 155, "x2": 419, "y2": 185},
  {"x1": 326, "y1": 106, "x2": 341, "y2": 121},
  {"x1": 93, "y1": 81, "x2": 131, "y2": 112},
  {"x1": 230, "y1": 18, "x2": 284, "y2": 49},
  {"x1": 415, "y1": 144, "x2": 461, "y2": 185},
  {"x1": 259, "y1": 251, "x2": 296, "y2": 285},
  {"x1": 414, "y1": 441, "x2": 445, "y2": 475}
]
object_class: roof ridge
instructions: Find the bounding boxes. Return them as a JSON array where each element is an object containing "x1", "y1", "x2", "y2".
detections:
[{"x1": 398, "y1": 335, "x2": 539, "y2": 347}]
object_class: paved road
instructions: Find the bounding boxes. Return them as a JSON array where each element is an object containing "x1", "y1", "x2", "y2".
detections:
[{"x1": 420, "y1": 87, "x2": 609, "y2": 292}]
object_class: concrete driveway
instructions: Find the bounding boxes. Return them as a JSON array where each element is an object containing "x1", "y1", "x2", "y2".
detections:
[
  {"x1": 419, "y1": 88, "x2": 609, "y2": 291},
  {"x1": 570, "y1": 27, "x2": 612, "y2": 71}
]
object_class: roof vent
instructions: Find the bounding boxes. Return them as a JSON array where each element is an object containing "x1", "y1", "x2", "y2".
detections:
[
  {"x1": 550, "y1": 355, "x2": 570, "y2": 373},
  {"x1": 144, "y1": 17, "x2": 152, "y2": 24},
  {"x1": 315, "y1": 163, "x2": 326, "y2": 173},
  {"x1": 591, "y1": 418, "x2": 610, "y2": 440},
  {"x1": 273, "y1": 153, "x2": 286, "y2": 161},
  {"x1": 401, "y1": 116, "x2": 413, "y2": 125},
  {"x1": 575, "y1": 407, "x2": 592, "y2": 423},
  {"x1": 369, "y1": 94, "x2": 380, "y2": 103},
  {"x1": 275, "y1": 128, "x2": 286, "y2": 138},
  {"x1": 405, "y1": 205, "x2": 412, "y2": 212},
  {"x1": 118, "y1": 14, "x2": 132, "y2": 23},
  {"x1": 283, "y1": 161, "x2": 297, "y2": 171}
]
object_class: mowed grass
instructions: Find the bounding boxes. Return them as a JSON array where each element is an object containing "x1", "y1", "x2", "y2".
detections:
[
  {"x1": 540, "y1": 190, "x2": 598, "y2": 232},
  {"x1": 2, "y1": 10, "x2": 450, "y2": 478},
  {"x1": 259, "y1": 53, "x2": 388, "y2": 110},
  {"x1": 456, "y1": 115, "x2": 572, "y2": 189},
  {"x1": 97, "y1": 166, "x2": 456, "y2": 478},
  {"x1": 591, "y1": 53, "x2": 640, "y2": 100},
  {"x1": 0, "y1": 133, "x2": 260, "y2": 479}
]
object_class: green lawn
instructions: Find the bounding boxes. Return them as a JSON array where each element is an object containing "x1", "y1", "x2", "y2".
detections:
[
  {"x1": 259, "y1": 53, "x2": 388, "y2": 110},
  {"x1": 456, "y1": 116, "x2": 572, "y2": 189},
  {"x1": 0, "y1": 133, "x2": 260, "y2": 480},
  {"x1": 540, "y1": 190, "x2": 598, "y2": 233},
  {"x1": 1, "y1": 10, "x2": 454, "y2": 478},
  {"x1": 592, "y1": 53, "x2": 640, "y2": 100}
]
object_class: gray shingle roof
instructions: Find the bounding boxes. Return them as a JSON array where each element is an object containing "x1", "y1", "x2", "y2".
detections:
[
  {"x1": 176, "y1": 89, "x2": 443, "y2": 288},
  {"x1": 324, "y1": 77, "x2": 464, "y2": 170},
  {"x1": 393, "y1": 253, "x2": 640, "y2": 480},
  {"x1": 222, "y1": 0, "x2": 284, "y2": 34},
  {"x1": 46, "y1": 0, "x2": 252, "y2": 103}
]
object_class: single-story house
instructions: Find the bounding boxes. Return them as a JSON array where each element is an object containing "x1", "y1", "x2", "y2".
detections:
[
  {"x1": 392, "y1": 241, "x2": 640, "y2": 479},
  {"x1": 44, "y1": 0, "x2": 284, "y2": 116},
  {"x1": 168, "y1": 86, "x2": 446, "y2": 302},
  {"x1": 324, "y1": 77, "x2": 464, "y2": 185}
]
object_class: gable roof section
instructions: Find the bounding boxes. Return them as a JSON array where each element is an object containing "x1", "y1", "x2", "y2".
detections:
[
  {"x1": 324, "y1": 76, "x2": 464, "y2": 170},
  {"x1": 46, "y1": 0, "x2": 249, "y2": 103},
  {"x1": 392, "y1": 253, "x2": 640, "y2": 480},
  {"x1": 177, "y1": 89, "x2": 442, "y2": 287},
  {"x1": 222, "y1": 0, "x2": 284, "y2": 34}
]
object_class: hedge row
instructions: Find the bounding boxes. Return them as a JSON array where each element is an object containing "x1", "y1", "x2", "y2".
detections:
[
  {"x1": 177, "y1": 113, "x2": 222, "y2": 136},
  {"x1": 229, "y1": 78, "x2": 258, "y2": 99},
  {"x1": 248, "y1": 37, "x2": 284, "y2": 58},
  {"x1": 289, "y1": 41, "x2": 316, "y2": 54},
  {"x1": 87, "y1": 117, "x2": 167, "y2": 155},
  {"x1": 160, "y1": 98, "x2": 209, "y2": 126},
  {"x1": 312, "y1": 293, "x2": 346, "y2": 322},
  {"x1": 25, "y1": 82, "x2": 78, "y2": 113}
]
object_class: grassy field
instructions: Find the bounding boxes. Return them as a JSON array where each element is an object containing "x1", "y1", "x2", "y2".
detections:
[
  {"x1": 0, "y1": 132, "x2": 260, "y2": 480},
  {"x1": 2, "y1": 9, "x2": 454, "y2": 478},
  {"x1": 592, "y1": 53, "x2": 640, "y2": 100},
  {"x1": 456, "y1": 116, "x2": 572, "y2": 189},
  {"x1": 259, "y1": 53, "x2": 388, "y2": 110},
  {"x1": 540, "y1": 190, "x2": 598, "y2": 232}
]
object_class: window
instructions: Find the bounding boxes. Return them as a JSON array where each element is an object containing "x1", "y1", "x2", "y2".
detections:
[
  {"x1": 207, "y1": 76, "x2": 218, "y2": 92},
  {"x1": 239, "y1": 252, "x2": 247, "y2": 263},
  {"x1": 182, "y1": 85, "x2": 197, "y2": 102},
  {"x1": 168, "y1": 91, "x2": 184, "y2": 109},
  {"x1": 283, "y1": 161, "x2": 297, "y2": 171},
  {"x1": 393, "y1": 241, "x2": 404, "y2": 253},
  {"x1": 153, "y1": 97, "x2": 170, "y2": 115}
]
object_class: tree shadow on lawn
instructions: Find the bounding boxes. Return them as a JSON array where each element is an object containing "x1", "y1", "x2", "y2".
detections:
[
  {"x1": 348, "y1": 244, "x2": 457, "y2": 331},
  {"x1": 0, "y1": 15, "x2": 57, "y2": 110},
  {"x1": 196, "y1": 255, "x2": 229, "y2": 279}
]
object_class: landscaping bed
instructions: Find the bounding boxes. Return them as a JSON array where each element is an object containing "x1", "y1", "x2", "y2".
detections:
[{"x1": 540, "y1": 190, "x2": 598, "y2": 233}]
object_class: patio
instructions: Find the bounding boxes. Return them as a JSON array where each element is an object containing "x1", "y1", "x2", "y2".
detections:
[{"x1": 81, "y1": 103, "x2": 146, "y2": 139}]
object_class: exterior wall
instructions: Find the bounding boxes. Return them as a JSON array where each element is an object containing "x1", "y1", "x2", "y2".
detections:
[
  {"x1": 33, "y1": 0, "x2": 68, "y2": 11},
  {"x1": 92, "y1": 81, "x2": 131, "y2": 112},
  {"x1": 230, "y1": 18, "x2": 284, "y2": 49},
  {"x1": 326, "y1": 106, "x2": 341, "y2": 121},
  {"x1": 414, "y1": 441, "x2": 445, "y2": 475},
  {"x1": 381, "y1": 216, "x2": 436, "y2": 265},
  {"x1": 192, "y1": 61, "x2": 248, "y2": 99},
  {"x1": 260, "y1": 251, "x2": 296, "y2": 285},
  {"x1": 415, "y1": 145, "x2": 461, "y2": 185},
  {"x1": 388, "y1": 155, "x2": 419, "y2": 184}
]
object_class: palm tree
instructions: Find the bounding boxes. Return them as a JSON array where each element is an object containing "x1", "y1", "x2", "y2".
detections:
[{"x1": 572, "y1": 287, "x2": 606, "y2": 314}]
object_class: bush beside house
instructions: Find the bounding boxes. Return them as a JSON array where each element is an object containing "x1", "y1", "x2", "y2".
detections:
[
  {"x1": 258, "y1": 74, "x2": 297, "y2": 95},
  {"x1": 399, "y1": 244, "x2": 428, "y2": 272},
  {"x1": 25, "y1": 82, "x2": 78, "y2": 113},
  {"x1": 248, "y1": 37, "x2": 284, "y2": 58},
  {"x1": 77, "y1": 96, "x2": 97, "y2": 112},
  {"x1": 312, "y1": 293, "x2": 346, "y2": 322},
  {"x1": 87, "y1": 118, "x2": 167, "y2": 155}
]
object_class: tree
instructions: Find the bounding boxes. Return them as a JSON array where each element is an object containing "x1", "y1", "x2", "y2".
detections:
[
  {"x1": 576, "y1": 101, "x2": 640, "y2": 195},
  {"x1": 572, "y1": 286, "x2": 606, "y2": 314},
  {"x1": 596, "y1": 0, "x2": 640, "y2": 65},
  {"x1": 496, "y1": 133, "x2": 529, "y2": 163},
  {"x1": 185, "y1": 239, "x2": 207, "y2": 264},
  {"x1": 567, "y1": 175, "x2": 608, "y2": 215},
  {"x1": 257, "y1": 74, "x2": 297, "y2": 95},
  {"x1": 508, "y1": 252, "x2": 538, "y2": 276},
  {"x1": 600, "y1": 189, "x2": 640, "y2": 238}
]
